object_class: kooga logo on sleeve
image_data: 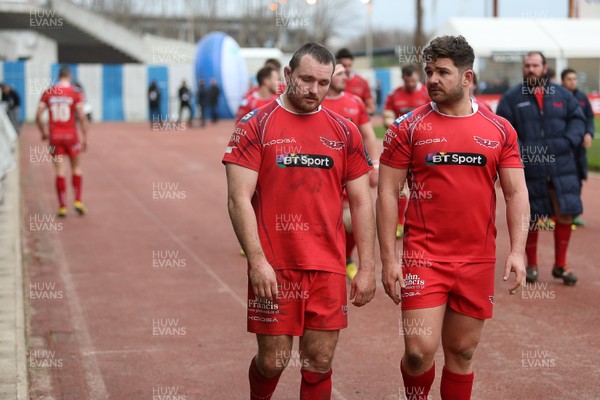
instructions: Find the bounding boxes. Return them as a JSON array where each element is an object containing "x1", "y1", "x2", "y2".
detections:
[
  {"x1": 425, "y1": 152, "x2": 487, "y2": 166},
  {"x1": 276, "y1": 153, "x2": 334, "y2": 169}
]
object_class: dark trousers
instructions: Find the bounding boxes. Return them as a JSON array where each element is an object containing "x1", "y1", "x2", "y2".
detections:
[
  {"x1": 150, "y1": 105, "x2": 160, "y2": 127},
  {"x1": 209, "y1": 104, "x2": 219, "y2": 123},
  {"x1": 179, "y1": 102, "x2": 193, "y2": 123},
  {"x1": 198, "y1": 105, "x2": 207, "y2": 127}
]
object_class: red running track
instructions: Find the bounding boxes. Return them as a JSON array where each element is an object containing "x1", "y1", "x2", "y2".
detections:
[{"x1": 20, "y1": 121, "x2": 600, "y2": 399}]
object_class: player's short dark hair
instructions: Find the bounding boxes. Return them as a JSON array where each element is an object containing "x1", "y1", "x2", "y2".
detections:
[
  {"x1": 561, "y1": 68, "x2": 577, "y2": 81},
  {"x1": 289, "y1": 42, "x2": 335, "y2": 73},
  {"x1": 401, "y1": 64, "x2": 418, "y2": 77},
  {"x1": 58, "y1": 65, "x2": 71, "y2": 78},
  {"x1": 257, "y1": 66, "x2": 275, "y2": 86},
  {"x1": 525, "y1": 51, "x2": 546, "y2": 65},
  {"x1": 335, "y1": 48, "x2": 354, "y2": 61},
  {"x1": 423, "y1": 35, "x2": 474, "y2": 71},
  {"x1": 264, "y1": 58, "x2": 281, "y2": 70}
]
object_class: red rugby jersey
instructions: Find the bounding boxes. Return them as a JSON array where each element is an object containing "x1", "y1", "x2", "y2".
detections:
[
  {"x1": 235, "y1": 92, "x2": 278, "y2": 123},
  {"x1": 39, "y1": 83, "x2": 83, "y2": 142},
  {"x1": 384, "y1": 83, "x2": 430, "y2": 119},
  {"x1": 380, "y1": 99, "x2": 522, "y2": 262},
  {"x1": 246, "y1": 82, "x2": 287, "y2": 97},
  {"x1": 322, "y1": 92, "x2": 369, "y2": 126},
  {"x1": 345, "y1": 73, "x2": 373, "y2": 104},
  {"x1": 223, "y1": 97, "x2": 372, "y2": 273}
]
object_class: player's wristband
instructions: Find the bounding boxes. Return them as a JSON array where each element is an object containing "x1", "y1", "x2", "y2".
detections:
[{"x1": 372, "y1": 160, "x2": 380, "y2": 169}]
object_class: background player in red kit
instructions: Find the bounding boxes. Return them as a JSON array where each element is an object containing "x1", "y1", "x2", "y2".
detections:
[
  {"x1": 377, "y1": 35, "x2": 529, "y2": 399},
  {"x1": 223, "y1": 43, "x2": 376, "y2": 400},
  {"x1": 383, "y1": 64, "x2": 430, "y2": 127},
  {"x1": 322, "y1": 63, "x2": 380, "y2": 279},
  {"x1": 235, "y1": 66, "x2": 279, "y2": 124},
  {"x1": 470, "y1": 72, "x2": 492, "y2": 112},
  {"x1": 335, "y1": 48, "x2": 376, "y2": 115},
  {"x1": 246, "y1": 58, "x2": 286, "y2": 96},
  {"x1": 383, "y1": 64, "x2": 431, "y2": 239},
  {"x1": 36, "y1": 66, "x2": 89, "y2": 217}
]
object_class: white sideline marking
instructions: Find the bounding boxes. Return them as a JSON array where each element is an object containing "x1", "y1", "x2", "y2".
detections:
[
  {"x1": 110, "y1": 172, "x2": 348, "y2": 400},
  {"x1": 35, "y1": 171, "x2": 109, "y2": 399}
]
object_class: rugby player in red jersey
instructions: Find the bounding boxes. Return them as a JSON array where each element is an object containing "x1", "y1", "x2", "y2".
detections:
[
  {"x1": 247, "y1": 58, "x2": 286, "y2": 97},
  {"x1": 383, "y1": 64, "x2": 431, "y2": 127},
  {"x1": 322, "y1": 63, "x2": 380, "y2": 280},
  {"x1": 36, "y1": 66, "x2": 89, "y2": 217},
  {"x1": 224, "y1": 43, "x2": 376, "y2": 400},
  {"x1": 383, "y1": 64, "x2": 431, "y2": 238},
  {"x1": 335, "y1": 48, "x2": 376, "y2": 115},
  {"x1": 377, "y1": 35, "x2": 528, "y2": 399},
  {"x1": 235, "y1": 66, "x2": 279, "y2": 124},
  {"x1": 470, "y1": 72, "x2": 492, "y2": 112}
]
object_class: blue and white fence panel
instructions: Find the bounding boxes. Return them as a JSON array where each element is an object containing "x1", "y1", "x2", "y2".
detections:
[{"x1": 1, "y1": 61, "x2": 400, "y2": 122}]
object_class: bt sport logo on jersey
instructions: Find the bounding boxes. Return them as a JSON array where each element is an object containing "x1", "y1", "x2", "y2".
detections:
[
  {"x1": 425, "y1": 152, "x2": 487, "y2": 167},
  {"x1": 276, "y1": 154, "x2": 333, "y2": 169}
]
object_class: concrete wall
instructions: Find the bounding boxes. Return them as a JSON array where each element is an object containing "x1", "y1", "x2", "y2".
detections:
[{"x1": 0, "y1": 31, "x2": 57, "y2": 64}]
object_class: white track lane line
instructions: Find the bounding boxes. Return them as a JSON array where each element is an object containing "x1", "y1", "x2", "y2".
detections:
[
  {"x1": 107, "y1": 167, "x2": 349, "y2": 400},
  {"x1": 33, "y1": 166, "x2": 109, "y2": 400}
]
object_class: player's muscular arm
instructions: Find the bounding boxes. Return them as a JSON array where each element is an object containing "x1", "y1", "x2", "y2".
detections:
[
  {"x1": 499, "y1": 167, "x2": 529, "y2": 295},
  {"x1": 365, "y1": 98, "x2": 376, "y2": 116},
  {"x1": 225, "y1": 163, "x2": 278, "y2": 301},
  {"x1": 359, "y1": 122, "x2": 381, "y2": 187},
  {"x1": 346, "y1": 174, "x2": 376, "y2": 306},
  {"x1": 76, "y1": 105, "x2": 89, "y2": 151},
  {"x1": 376, "y1": 165, "x2": 407, "y2": 304},
  {"x1": 36, "y1": 104, "x2": 48, "y2": 140}
]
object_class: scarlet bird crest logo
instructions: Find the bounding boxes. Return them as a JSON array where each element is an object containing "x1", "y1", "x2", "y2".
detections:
[
  {"x1": 320, "y1": 137, "x2": 344, "y2": 150},
  {"x1": 473, "y1": 136, "x2": 500, "y2": 149}
]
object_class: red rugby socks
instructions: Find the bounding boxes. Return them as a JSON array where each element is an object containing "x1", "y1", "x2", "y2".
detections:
[
  {"x1": 554, "y1": 222, "x2": 572, "y2": 268},
  {"x1": 345, "y1": 232, "x2": 355, "y2": 260},
  {"x1": 401, "y1": 361, "x2": 434, "y2": 400},
  {"x1": 72, "y1": 174, "x2": 82, "y2": 202},
  {"x1": 56, "y1": 176, "x2": 67, "y2": 208},
  {"x1": 398, "y1": 196, "x2": 408, "y2": 226},
  {"x1": 525, "y1": 229, "x2": 538, "y2": 266},
  {"x1": 249, "y1": 357, "x2": 281, "y2": 400},
  {"x1": 440, "y1": 366, "x2": 474, "y2": 400},
  {"x1": 300, "y1": 368, "x2": 332, "y2": 400}
]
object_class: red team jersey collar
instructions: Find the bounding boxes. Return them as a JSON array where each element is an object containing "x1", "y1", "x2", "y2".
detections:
[
  {"x1": 276, "y1": 96, "x2": 322, "y2": 115},
  {"x1": 430, "y1": 97, "x2": 479, "y2": 118},
  {"x1": 324, "y1": 91, "x2": 346, "y2": 101}
]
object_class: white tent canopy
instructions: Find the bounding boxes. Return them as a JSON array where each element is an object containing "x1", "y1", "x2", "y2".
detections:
[{"x1": 433, "y1": 17, "x2": 600, "y2": 59}]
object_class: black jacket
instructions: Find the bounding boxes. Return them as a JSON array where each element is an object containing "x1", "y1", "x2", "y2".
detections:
[{"x1": 497, "y1": 82, "x2": 586, "y2": 216}]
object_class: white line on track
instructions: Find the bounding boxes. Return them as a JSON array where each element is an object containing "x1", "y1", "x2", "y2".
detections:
[
  {"x1": 108, "y1": 167, "x2": 349, "y2": 400},
  {"x1": 34, "y1": 169, "x2": 109, "y2": 400},
  {"x1": 109, "y1": 175, "x2": 246, "y2": 307}
]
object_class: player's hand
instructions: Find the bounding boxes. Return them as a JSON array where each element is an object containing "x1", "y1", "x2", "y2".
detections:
[
  {"x1": 248, "y1": 258, "x2": 278, "y2": 302},
  {"x1": 381, "y1": 261, "x2": 404, "y2": 305},
  {"x1": 503, "y1": 252, "x2": 526, "y2": 295},
  {"x1": 81, "y1": 140, "x2": 88, "y2": 152},
  {"x1": 40, "y1": 131, "x2": 48, "y2": 141},
  {"x1": 583, "y1": 133, "x2": 593, "y2": 149},
  {"x1": 349, "y1": 267, "x2": 375, "y2": 307}
]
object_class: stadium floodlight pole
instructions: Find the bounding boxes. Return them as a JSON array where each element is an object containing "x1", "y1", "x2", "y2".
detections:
[{"x1": 360, "y1": 0, "x2": 373, "y2": 69}]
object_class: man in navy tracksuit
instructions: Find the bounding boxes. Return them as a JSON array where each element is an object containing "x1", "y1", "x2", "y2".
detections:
[{"x1": 497, "y1": 51, "x2": 586, "y2": 286}]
